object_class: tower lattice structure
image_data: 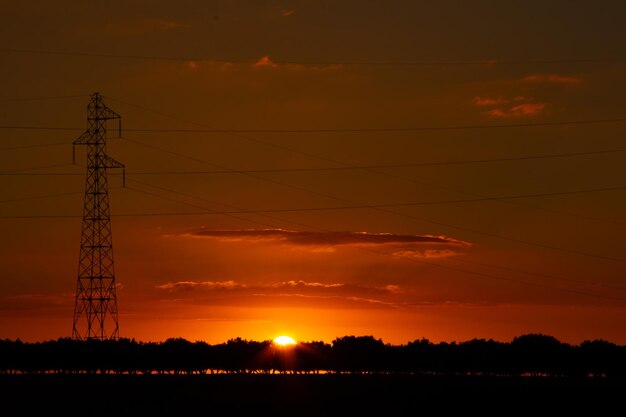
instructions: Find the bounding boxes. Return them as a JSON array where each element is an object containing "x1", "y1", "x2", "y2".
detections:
[{"x1": 72, "y1": 92, "x2": 124, "y2": 340}]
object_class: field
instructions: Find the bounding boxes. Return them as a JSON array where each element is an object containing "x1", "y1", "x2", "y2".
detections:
[{"x1": 1, "y1": 374, "x2": 623, "y2": 415}]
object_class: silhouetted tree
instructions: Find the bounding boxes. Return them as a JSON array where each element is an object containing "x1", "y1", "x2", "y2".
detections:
[
  {"x1": 0, "y1": 334, "x2": 623, "y2": 376},
  {"x1": 511, "y1": 334, "x2": 572, "y2": 376}
]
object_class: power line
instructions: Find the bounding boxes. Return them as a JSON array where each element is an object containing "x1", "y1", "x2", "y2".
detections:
[
  {"x1": 1, "y1": 47, "x2": 625, "y2": 66},
  {"x1": 103, "y1": 97, "x2": 626, "y2": 244},
  {"x1": 4, "y1": 177, "x2": 624, "y2": 300},
  {"x1": 125, "y1": 136, "x2": 626, "y2": 264},
  {"x1": 389, "y1": 169, "x2": 626, "y2": 229},
  {"x1": 0, "y1": 126, "x2": 82, "y2": 132},
  {"x1": 3, "y1": 99, "x2": 620, "y2": 300},
  {"x1": 449, "y1": 256, "x2": 626, "y2": 292},
  {"x1": 1, "y1": 117, "x2": 626, "y2": 135},
  {"x1": 123, "y1": 118, "x2": 626, "y2": 133},
  {"x1": 118, "y1": 181, "x2": 626, "y2": 304},
  {"x1": 0, "y1": 190, "x2": 84, "y2": 205},
  {"x1": 119, "y1": 178, "x2": 626, "y2": 303},
  {"x1": 6, "y1": 134, "x2": 624, "y2": 264},
  {"x1": 0, "y1": 141, "x2": 69, "y2": 151},
  {"x1": 4, "y1": 184, "x2": 625, "y2": 210},
  {"x1": 2, "y1": 158, "x2": 621, "y2": 302},
  {"x1": 0, "y1": 102, "x2": 621, "y2": 306},
  {"x1": 0, "y1": 94, "x2": 88, "y2": 103},
  {"x1": 0, "y1": 187, "x2": 123, "y2": 205},
  {"x1": 106, "y1": 95, "x2": 348, "y2": 166},
  {"x1": 104, "y1": 95, "x2": 626, "y2": 229},
  {"x1": 3, "y1": 146, "x2": 626, "y2": 175},
  {"x1": 123, "y1": 147, "x2": 626, "y2": 170},
  {"x1": 124, "y1": 183, "x2": 272, "y2": 229},
  {"x1": 0, "y1": 98, "x2": 622, "y2": 231},
  {"x1": 103, "y1": 96, "x2": 626, "y2": 228},
  {"x1": 0, "y1": 163, "x2": 74, "y2": 173}
]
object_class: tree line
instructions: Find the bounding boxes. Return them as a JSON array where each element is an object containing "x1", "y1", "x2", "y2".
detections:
[{"x1": 0, "y1": 334, "x2": 624, "y2": 376}]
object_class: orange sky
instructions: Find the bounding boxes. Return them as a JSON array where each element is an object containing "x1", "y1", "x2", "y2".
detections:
[{"x1": 1, "y1": 1, "x2": 626, "y2": 344}]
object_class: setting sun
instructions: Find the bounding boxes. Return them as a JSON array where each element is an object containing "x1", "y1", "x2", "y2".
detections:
[{"x1": 273, "y1": 335, "x2": 296, "y2": 346}]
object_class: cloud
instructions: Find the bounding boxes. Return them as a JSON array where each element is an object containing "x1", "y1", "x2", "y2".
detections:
[
  {"x1": 484, "y1": 102, "x2": 546, "y2": 118},
  {"x1": 155, "y1": 279, "x2": 409, "y2": 309},
  {"x1": 251, "y1": 56, "x2": 341, "y2": 72},
  {"x1": 157, "y1": 280, "x2": 244, "y2": 291},
  {"x1": 472, "y1": 96, "x2": 509, "y2": 106},
  {"x1": 178, "y1": 56, "x2": 341, "y2": 73},
  {"x1": 153, "y1": 279, "x2": 501, "y2": 310},
  {"x1": 277, "y1": 280, "x2": 343, "y2": 289},
  {"x1": 475, "y1": 94, "x2": 546, "y2": 119},
  {"x1": 521, "y1": 74, "x2": 582, "y2": 85},
  {"x1": 471, "y1": 73, "x2": 579, "y2": 119},
  {"x1": 185, "y1": 228, "x2": 469, "y2": 258},
  {"x1": 281, "y1": 10, "x2": 296, "y2": 17},
  {"x1": 508, "y1": 103, "x2": 546, "y2": 116},
  {"x1": 253, "y1": 56, "x2": 278, "y2": 69},
  {"x1": 393, "y1": 249, "x2": 462, "y2": 259},
  {"x1": 158, "y1": 279, "x2": 393, "y2": 294},
  {"x1": 189, "y1": 228, "x2": 466, "y2": 246},
  {"x1": 183, "y1": 60, "x2": 236, "y2": 72}
]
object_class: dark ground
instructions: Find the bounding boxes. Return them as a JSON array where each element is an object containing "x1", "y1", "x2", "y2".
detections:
[{"x1": 1, "y1": 374, "x2": 623, "y2": 416}]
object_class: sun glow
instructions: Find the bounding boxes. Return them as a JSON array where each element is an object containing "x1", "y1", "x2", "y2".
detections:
[{"x1": 273, "y1": 335, "x2": 296, "y2": 346}]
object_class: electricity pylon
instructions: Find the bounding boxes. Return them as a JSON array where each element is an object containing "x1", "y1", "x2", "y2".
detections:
[{"x1": 72, "y1": 92, "x2": 124, "y2": 340}]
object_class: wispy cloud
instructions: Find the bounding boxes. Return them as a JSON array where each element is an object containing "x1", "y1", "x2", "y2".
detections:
[
  {"x1": 474, "y1": 94, "x2": 546, "y2": 119},
  {"x1": 251, "y1": 55, "x2": 342, "y2": 72},
  {"x1": 178, "y1": 55, "x2": 341, "y2": 73},
  {"x1": 281, "y1": 9, "x2": 296, "y2": 17},
  {"x1": 472, "y1": 96, "x2": 509, "y2": 106},
  {"x1": 157, "y1": 280, "x2": 244, "y2": 291},
  {"x1": 155, "y1": 279, "x2": 409, "y2": 309},
  {"x1": 393, "y1": 249, "x2": 462, "y2": 259},
  {"x1": 153, "y1": 279, "x2": 505, "y2": 309},
  {"x1": 521, "y1": 74, "x2": 582, "y2": 85},
  {"x1": 184, "y1": 228, "x2": 469, "y2": 258},
  {"x1": 188, "y1": 229, "x2": 466, "y2": 246},
  {"x1": 484, "y1": 102, "x2": 546, "y2": 118},
  {"x1": 471, "y1": 72, "x2": 580, "y2": 119}
]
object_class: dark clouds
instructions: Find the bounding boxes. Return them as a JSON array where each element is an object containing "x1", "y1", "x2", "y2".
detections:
[{"x1": 184, "y1": 229, "x2": 470, "y2": 258}]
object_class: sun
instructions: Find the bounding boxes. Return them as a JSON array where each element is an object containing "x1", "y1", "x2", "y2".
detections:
[{"x1": 273, "y1": 335, "x2": 297, "y2": 346}]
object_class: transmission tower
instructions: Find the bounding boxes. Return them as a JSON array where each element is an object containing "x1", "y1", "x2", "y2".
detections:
[{"x1": 72, "y1": 92, "x2": 125, "y2": 340}]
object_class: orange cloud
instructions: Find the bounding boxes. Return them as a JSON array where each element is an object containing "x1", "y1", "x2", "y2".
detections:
[
  {"x1": 253, "y1": 56, "x2": 278, "y2": 69},
  {"x1": 251, "y1": 56, "x2": 341, "y2": 71},
  {"x1": 509, "y1": 103, "x2": 546, "y2": 116},
  {"x1": 181, "y1": 60, "x2": 237, "y2": 72},
  {"x1": 185, "y1": 60, "x2": 199, "y2": 70},
  {"x1": 155, "y1": 279, "x2": 409, "y2": 309},
  {"x1": 471, "y1": 72, "x2": 579, "y2": 119},
  {"x1": 179, "y1": 56, "x2": 341, "y2": 73},
  {"x1": 483, "y1": 102, "x2": 546, "y2": 118},
  {"x1": 473, "y1": 94, "x2": 547, "y2": 118},
  {"x1": 184, "y1": 229, "x2": 469, "y2": 258},
  {"x1": 393, "y1": 249, "x2": 462, "y2": 259},
  {"x1": 472, "y1": 96, "x2": 509, "y2": 106},
  {"x1": 281, "y1": 10, "x2": 296, "y2": 17},
  {"x1": 521, "y1": 74, "x2": 582, "y2": 85},
  {"x1": 157, "y1": 280, "x2": 244, "y2": 291},
  {"x1": 188, "y1": 229, "x2": 466, "y2": 246}
]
